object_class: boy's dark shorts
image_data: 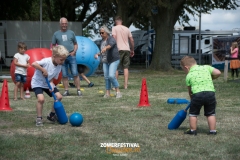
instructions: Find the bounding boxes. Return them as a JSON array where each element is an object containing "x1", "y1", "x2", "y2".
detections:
[
  {"x1": 77, "y1": 64, "x2": 86, "y2": 74},
  {"x1": 33, "y1": 87, "x2": 59, "y2": 97},
  {"x1": 118, "y1": 50, "x2": 130, "y2": 70},
  {"x1": 189, "y1": 91, "x2": 216, "y2": 116},
  {"x1": 15, "y1": 73, "x2": 27, "y2": 83}
]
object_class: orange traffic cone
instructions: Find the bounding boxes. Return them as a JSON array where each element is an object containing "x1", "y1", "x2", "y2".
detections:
[
  {"x1": 25, "y1": 87, "x2": 31, "y2": 98},
  {"x1": 0, "y1": 79, "x2": 12, "y2": 111},
  {"x1": 138, "y1": 78, "x2": 150, "y2": 107}
]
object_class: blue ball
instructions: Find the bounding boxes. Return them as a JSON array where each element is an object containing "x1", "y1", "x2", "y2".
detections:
[{"x1": 69, "y1": 112, "x2": 84, "y2": 127}]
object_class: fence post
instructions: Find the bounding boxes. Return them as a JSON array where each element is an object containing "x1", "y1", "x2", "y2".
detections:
[{"x1": 224, "y1": 55, "x2": 229, "y2": 82}]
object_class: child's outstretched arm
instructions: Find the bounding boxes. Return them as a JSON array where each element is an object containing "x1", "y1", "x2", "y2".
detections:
[
  {"x1": 32, "y1": 62, "x2": 48, "y2": 77},
  {"x1": 211, "y1": 68, "x2": 221, "y2": 80}
]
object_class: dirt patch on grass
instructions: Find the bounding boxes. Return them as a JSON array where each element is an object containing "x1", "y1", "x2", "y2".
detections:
[{"x1": 0, "y1": 119, "x2": 13, "y2": 126}]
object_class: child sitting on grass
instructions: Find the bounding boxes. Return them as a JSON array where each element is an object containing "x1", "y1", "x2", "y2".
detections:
[
  {"x1": 180, "y1": 56, "x2": 221, "y2": 135},
  {"x1": 31, "y1": 45, "x2": 69, "y2": 126}
]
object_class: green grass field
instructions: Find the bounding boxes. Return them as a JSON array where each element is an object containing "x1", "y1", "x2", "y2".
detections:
[{"x1": 0, "y1": 68, "x2": 240, "y2": 160}]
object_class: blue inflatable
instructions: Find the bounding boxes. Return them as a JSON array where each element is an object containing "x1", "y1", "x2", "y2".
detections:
[
  {"x1": 168, "y1": 104, "x2": 190, "y2": 130},
  {"x1": 167, "y1": 98, "x2": 190, "y2": 104},
  {"x1": 75, "y1": 36, "x2": 100, "y2": 76}
]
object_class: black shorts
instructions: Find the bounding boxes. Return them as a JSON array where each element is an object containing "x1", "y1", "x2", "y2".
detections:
[
  {"x1": 33, "y1": 87, "x2": 59, "y2": 97},
  {"x1": 189, "y1": 91, "x2": 216, "y2": 116},
  {"x1": 77, "y1": 64, "x2": 86, "y2": 74}
]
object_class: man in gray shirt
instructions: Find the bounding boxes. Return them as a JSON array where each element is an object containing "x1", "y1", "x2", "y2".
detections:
[{"x1": 52, "y1": 17, "x2": 82, "y2": 96}]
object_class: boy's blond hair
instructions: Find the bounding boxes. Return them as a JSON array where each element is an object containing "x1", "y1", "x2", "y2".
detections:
[
  {"x1": 52, "y1": 45, "x2": 69, "y2": 57},
  {"x1": 180, "y1": 56, "x2": 197, "y2": 67}
]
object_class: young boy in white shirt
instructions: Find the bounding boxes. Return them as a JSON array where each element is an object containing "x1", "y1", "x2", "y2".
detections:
[{"x1": 31, "y1": 45, "x2": 69, "y2": 126}]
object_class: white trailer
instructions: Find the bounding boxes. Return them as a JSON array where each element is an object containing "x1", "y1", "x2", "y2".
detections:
[{"x1": 131, "y1": 27, "x2": 240, "y2": 69}]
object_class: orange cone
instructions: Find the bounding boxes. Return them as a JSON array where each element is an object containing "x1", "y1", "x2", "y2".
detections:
[
  {"x1": 138, "y1": 78, "x2": 150, "y2": 107},
  {"x1": 0, "y1": 79, "x2": 12, "y2": 111},
  {"x1": 24, "y1": 87, "x2": 31, "y2": 98}
]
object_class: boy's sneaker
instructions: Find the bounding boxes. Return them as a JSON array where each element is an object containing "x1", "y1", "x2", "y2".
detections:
[
  {"x1": 63, "y1": 90, "x2": 70, "y2": 96},
  {"x1": 184, "y1": 129, "x2": 197, "y2": 135},
  {"x1": 116, "y1": 92, "x2": 122, "y2": 98},
  {"x1": 77, "y1": 90, "x2": 82, "y2": 96},
  {"x1": 36, "y1": 118, "x2": 43, "y2": 127},
  {"x1": 47, "y1": 114, "x2": 58, "y2": 122},
  {"x1": 208, "y1": 131, "x2": 217, "y2": 135},
  {"x1": 88, "y1": 82, "x2": 94, "y2": 87}
]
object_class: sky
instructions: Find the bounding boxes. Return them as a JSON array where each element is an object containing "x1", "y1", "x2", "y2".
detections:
[{"x1": 130, "y1": 6, "x2": 240, "y2": 32}]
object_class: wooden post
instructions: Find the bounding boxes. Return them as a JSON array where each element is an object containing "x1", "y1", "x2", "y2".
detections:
[{"x1": 224, "y1": 55, "x2": 229, "y2": 82}]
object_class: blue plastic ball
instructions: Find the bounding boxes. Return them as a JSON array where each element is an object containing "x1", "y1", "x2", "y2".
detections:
[{"x1": 69, "y1": 112, "x2": 84, "y2": 127}]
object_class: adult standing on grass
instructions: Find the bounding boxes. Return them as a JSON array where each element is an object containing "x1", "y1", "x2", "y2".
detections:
[
  {"x1": 112, "y1": 16, "x2": 134, "y2": 89},
  {"x1": 94, "y1": 25, "x2": 122, "y2": 98},
  {"x1": 52, "y1": 17, "x2": 82, "y2": 96},
  {"x1": 180, "y1": 56, "x2": 221, "y2": 135}
]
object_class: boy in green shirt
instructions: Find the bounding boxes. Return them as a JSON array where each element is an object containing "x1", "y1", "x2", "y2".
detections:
[{"x1": 180, "y1": 56, "x2": 221, "y2": 135}]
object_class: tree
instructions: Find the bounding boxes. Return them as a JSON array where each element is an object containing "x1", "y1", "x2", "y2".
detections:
[
  {"x1": 44, "y1": 0, "x2": 116, "y2": 36},
  {"x1": 106, "y1": 0, "x2": 238, "y2": 71},
  {"x1": 1, "y1": 0, "x2": 238, "y2": 63},
  {"x1": 148, "y1": 0, "x2": 187, "y2": 71},
  {"x1": 132, "y1": 0, "x2": 239, "y2": 71},
  {"x1": 0, "y1": 0, "x2": 37, "y2": 20},
  {"x1": 0, "y1": 0, "x2": 112, "y2": 38}
]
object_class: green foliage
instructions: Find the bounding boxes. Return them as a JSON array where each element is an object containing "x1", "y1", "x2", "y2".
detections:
[
  {"x1": 1, "y1": 0, "x2": 239, "y2": 70},
  {"x1": 1, "y1": 0, "x2": 239, "y2": 30},
  {"x1": 0, "y1": 0, "x2": 36, "y2": 20},
  {"x1": 82, "y1": 28, "x2": 95, "y2": 39}
]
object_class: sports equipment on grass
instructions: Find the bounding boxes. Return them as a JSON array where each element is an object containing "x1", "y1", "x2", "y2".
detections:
[
  {"x1": 45, "y1": 77, "x2": 68, "y2": 124},
  {"x1": 168, "y1": 103, "x2": 190, "y2": 130},
  {"x1": 167, "y1": 98, "x2": 189, "y2": 104},
  {"x1": 69, "y1": 112, "x2": 83, "y2": 126}
]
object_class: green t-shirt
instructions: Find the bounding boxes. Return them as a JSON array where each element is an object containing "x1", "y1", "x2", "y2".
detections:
[{"x1": 186, "y1": 65, "x2": 215, "y2": 94}]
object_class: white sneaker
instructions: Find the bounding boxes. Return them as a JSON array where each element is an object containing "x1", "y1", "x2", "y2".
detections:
[
  {"x1": 116, "y1": 92, "x2": 122, "y2": 98},
  {"x1": 36, "y1": 118, "x2": 43, "y2": 127},
  {"x1": 77, "y1": 90, "x2": 82, "y2": 96},
  {"x1": 103, "y1": 94, "x2": 110, "y2": 98},
  {"x1": 63, "y1": 90, "x2": 70, "y2": 96}
]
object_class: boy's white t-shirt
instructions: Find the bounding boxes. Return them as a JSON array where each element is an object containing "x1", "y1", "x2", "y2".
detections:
[
  {"x1": 31, "y1": 57, "x2": 62, "y2": 89},
  {"x1": 14, "y1": 53, "x2": 30, "y2": 75}
]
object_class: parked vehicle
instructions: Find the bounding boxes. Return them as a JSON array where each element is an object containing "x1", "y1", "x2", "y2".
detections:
[{"x1": 131, "y1": 27, "x2": 240, "y2": 68}]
